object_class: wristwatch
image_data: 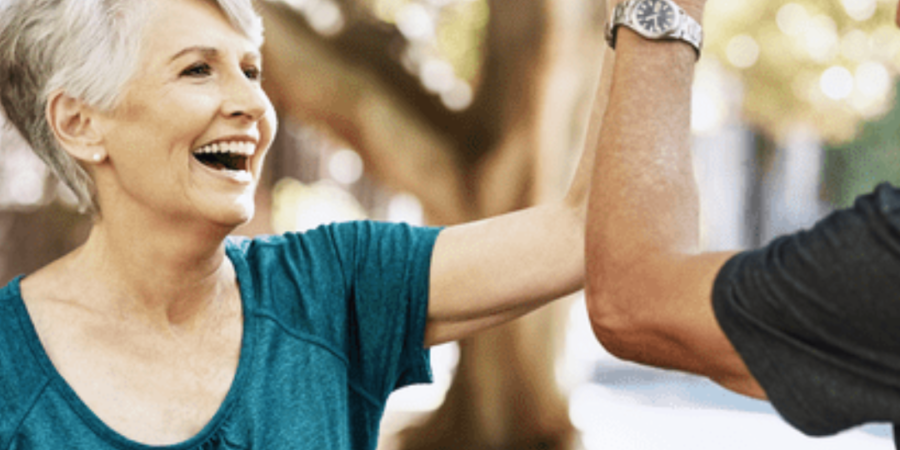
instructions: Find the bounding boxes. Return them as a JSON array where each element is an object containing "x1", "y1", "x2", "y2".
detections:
[{"x1": 605, "y1": 0, "x2": 703, "y2": 59}]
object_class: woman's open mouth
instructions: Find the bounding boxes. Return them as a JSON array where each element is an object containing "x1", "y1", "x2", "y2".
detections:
[{"x1": 191, "y1": 141, "x2": 255, "y2": 173}]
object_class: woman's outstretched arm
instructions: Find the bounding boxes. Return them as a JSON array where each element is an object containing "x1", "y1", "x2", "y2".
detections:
[{"x1": 423, "y1": 46, "x2": 615, "y2": 347}]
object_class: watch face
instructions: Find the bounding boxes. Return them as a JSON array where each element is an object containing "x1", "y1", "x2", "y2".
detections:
[{"x1": 633, "y1": 0, "x2": 677, "y2": 37}]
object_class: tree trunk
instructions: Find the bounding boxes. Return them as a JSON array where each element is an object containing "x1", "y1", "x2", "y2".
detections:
[{"x1": 397, "y1": 1, "x2": 607, "y2": 447}]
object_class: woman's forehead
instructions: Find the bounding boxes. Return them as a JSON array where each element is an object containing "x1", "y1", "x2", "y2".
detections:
[{"x1": 141, "y1": 0, "x2": 259, "y2": 61}]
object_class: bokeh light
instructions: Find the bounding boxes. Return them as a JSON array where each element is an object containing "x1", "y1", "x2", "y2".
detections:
[
  {"x1": 820, "y1": 66, "x2": 854, "y2": 100},
  {"x1": 842, "y1": 0, "x2": 878, "y2": 22},
  {"x1": 803, "y1": 15, "x2": 839, "y2": 62},
  {"x1": 420, "y1": 58, "x2": 456, "y2": 93},
  {"x1": 704, "y1": 0, "x2": 900, "y2": 142},
  {"x1": 387, "y1": 192, "x2": 424, "y2": 225},
  {"x1": 272, "y1": 179, "x2": 368, "y2": 233},
  {"x1": 273, "y1": 0, "x2": 345, "y2": 36},
  {"x1": 0, "y1": 121, "x2": 48, "y2": 209},
  {"x1": 385, "y1": 342, "x2": 459, "y2": 412},
  {"x1": 856, "y1": 61, "x2": 891, "y2": 98},
  {"x1": 367, "y1": 0, "x2": 487, "y2": 111},
  {"x1": 397, "y1": 3, "x2": 435, "y2": 40},
  {"x1": 726, "y1": 35, "x2": 760, "y2": 69},
  {"x1": 776, "y1": 3, "x2": 809, "y2": 36},
  {"x1": 440, "y1": 79, "x2": 474, "y2": 111},
  {"x1": 328, "y1": 149, "x2": 365, "y2": 185}
]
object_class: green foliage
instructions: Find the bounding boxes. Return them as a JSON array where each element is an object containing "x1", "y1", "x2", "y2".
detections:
[
  {"x1": 825, "y1": 79, "x2": 900, "y2": 207},
  {"x1": 704, "y1": 0, "x2": 900, "y2": 142}
]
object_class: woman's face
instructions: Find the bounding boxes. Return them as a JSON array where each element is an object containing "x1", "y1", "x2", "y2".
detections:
[{"x1": 94, "y1": 0, "x2": 276, "y2": 227}]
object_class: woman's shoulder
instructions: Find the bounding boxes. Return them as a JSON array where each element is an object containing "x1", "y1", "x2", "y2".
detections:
[
  {"x1": 225, "y1": 225, "x2": 354, "y2": 286},
  {"x1": 0, "y1": 277, "x2": 22, "y2": 319},
  {"x1": 230, "y1": 221, "x2": 442, "y2": 269},
  {"x1": 0, "y1": 276, "x2": 17, "y2": 299},
  {"x1": 227, "y1": 222, "x2": 366, "y2": 266},
  {"x1": 16, "y1": 258, "x2": 75, "y2": 308},
  {"x1": 231, "y1": 221, "x2": 439, "y2": 252},
  {"x1": 0, "y1": 277, "x2": 53, "y2": 437}
]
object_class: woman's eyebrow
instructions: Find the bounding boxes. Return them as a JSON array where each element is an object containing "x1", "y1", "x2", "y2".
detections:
[
  {"x1": 169, "y1": 47, "x2": 261, "y2": 63},
  {"x1": 169, "y1": 46, "x2": 219, "y2": 63},
  {"x1": 243, "y1": 49, "x2": 262, "y2": 62}
]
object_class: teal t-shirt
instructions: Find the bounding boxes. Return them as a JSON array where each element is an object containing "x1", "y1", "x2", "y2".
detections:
[{"x1": 0, "y1": 221, "x2": 441, "y2": 449}]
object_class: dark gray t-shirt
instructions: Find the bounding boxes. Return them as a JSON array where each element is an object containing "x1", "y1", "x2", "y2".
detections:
[{"x1": 713, "y1": 183, "x2": 900, "y2": 447}]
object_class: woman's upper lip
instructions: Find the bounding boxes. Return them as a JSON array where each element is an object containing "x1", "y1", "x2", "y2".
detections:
[{"x1": 196, "y1": 134, "x2": 259, "y2": 151}]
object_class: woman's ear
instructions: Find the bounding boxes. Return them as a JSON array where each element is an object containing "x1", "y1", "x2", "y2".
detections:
[{"x1": 46, "y1": 90, "x2": 106, "y2": 163}]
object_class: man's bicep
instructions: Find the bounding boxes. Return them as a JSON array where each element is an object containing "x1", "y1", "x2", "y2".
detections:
[
  {"x1": 589, "y1": 249, "x2": 765, "y2": 398},
  {"x1": 649, "y1": 252, "x2": 766, "y2": 398}
]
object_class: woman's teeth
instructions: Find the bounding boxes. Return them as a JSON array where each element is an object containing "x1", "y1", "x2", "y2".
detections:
[
  {"x1": 193, "y1": 141, "x2": 255, "y2": 156},
  {"x1": 192, "y1": 141, "x2": 255, "y2": 172}
]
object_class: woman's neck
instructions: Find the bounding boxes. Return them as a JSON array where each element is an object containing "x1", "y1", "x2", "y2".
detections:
[{"x1": 62, "y1": 209, "x2": 238, "y2": 329}]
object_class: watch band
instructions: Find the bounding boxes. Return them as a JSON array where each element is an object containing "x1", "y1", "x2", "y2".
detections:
[{"x1": 605, "y1": 0, "x2": 703, "y2": 59}]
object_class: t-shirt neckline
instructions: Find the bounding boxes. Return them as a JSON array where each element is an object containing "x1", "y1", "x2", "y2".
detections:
[{"x1": 8, "y1": 240, "x2": 257, "y2": 450}]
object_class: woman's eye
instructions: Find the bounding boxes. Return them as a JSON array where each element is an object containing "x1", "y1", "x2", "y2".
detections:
[
  {"x1": 181, "y1": 63, "x2": 212, "y2": 77},
  {"x1": 243, "y1": 66, "x2": 261, "y2": 81}
]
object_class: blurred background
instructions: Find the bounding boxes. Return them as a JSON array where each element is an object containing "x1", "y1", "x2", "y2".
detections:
[{"x1": 2, "y1": 0, "x2": 900, "y2": 448}]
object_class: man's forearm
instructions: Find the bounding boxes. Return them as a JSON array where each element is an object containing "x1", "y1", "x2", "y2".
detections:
[
  {"x1": 587, "y1": 2, "x2": 704, "y2": 291},
  {"x1": 584, "y1": 3, "x2": 768, "y2": 395}
]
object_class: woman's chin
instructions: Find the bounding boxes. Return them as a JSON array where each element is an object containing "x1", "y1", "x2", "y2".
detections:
[
  {"x1": 193, "y1": 191, "x2": 257, "y2": 230},
  {"x1": 214, "y1": 200, "x2": 255, "y2": 229}
]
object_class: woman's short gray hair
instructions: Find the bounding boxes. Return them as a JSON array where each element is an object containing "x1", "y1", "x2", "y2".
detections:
[{"x1": 0, "y1": 0, "x2": 263, "y2": 213}]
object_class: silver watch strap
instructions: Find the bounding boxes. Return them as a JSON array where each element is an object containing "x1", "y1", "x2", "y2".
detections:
[
  {"x1": 670, "y1": 8, "x2": 703, "y2": 55},
  {"x1": 606, "y1": 0, "x2": 703, "y2": 60},
  {"x1": 605, "y1": 2, "x2": 630, "y2": 49}
]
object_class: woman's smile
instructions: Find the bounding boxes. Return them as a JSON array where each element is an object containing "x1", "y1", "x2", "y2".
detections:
[{"x1": 190, "y1": 138, "x2": 260, "y2": 184}]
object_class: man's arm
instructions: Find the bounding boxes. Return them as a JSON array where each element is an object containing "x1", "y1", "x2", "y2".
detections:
[
  {"x1": 584, "y1": 0, "x2": 765, "y2": 398},
  {"x1": 423, "y1": 47, "x2": 616, "y2": 347}
]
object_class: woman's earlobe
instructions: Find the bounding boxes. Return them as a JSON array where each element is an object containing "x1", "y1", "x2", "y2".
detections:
[{"x1": 46, "y1": 90, "x2": 105, "y2": 163}]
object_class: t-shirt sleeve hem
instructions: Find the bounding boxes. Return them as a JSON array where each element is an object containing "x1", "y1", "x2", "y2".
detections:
[{"x1": 393, "y1": 226, "x2": 444, "y2": 390}]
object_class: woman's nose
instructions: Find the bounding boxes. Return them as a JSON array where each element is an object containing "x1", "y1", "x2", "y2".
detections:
[{"x1": 222, "y1": 74, "x2": 269, "y2": 121}]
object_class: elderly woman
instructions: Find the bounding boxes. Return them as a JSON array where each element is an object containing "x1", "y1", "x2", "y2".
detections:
[{"x1": 0, "y1": 0, "x2": 598, "y2": 448}]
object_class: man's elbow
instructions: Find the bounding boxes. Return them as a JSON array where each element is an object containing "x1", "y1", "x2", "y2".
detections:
[
  {"x1": 585, "y1": 286, "x2": 648, "y2": 363},
  {"x1": 585, "y1": 251, "x2": 685, "y2": 364}
]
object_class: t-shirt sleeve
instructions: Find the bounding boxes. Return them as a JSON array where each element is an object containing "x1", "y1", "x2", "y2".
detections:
[
  {"x1": 712, "y1": 183, "x2": 900, "y2": 436},
  {"x1": 327, "y1": 221, "x2": 442, "y2": 401}
]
